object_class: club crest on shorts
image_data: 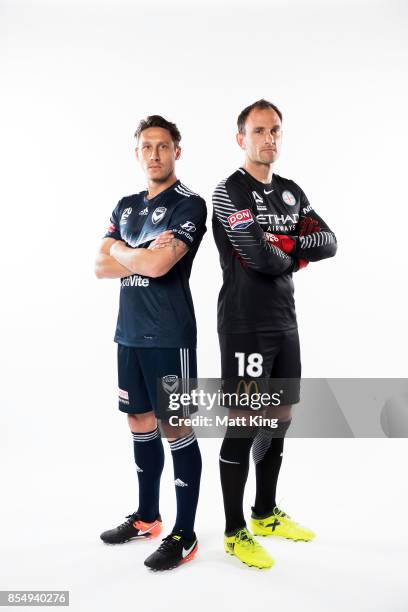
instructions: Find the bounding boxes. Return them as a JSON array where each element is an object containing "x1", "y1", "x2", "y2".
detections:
[
  {"x1": 281, "y1": 190, "x2": 297, "y2": 206},
  {"x1": 227, "y1": 209, "x2": 254, "y2": 230},
  {"x1": 162, "y1": 374, "x2": 179, "y2": 394},
  {"x1": 152, "y1": 206, "x2": 167, "y2": 224}
]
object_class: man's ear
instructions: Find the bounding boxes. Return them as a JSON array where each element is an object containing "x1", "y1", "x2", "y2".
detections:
[
  {"x1": 236, "y1": 132, "x2": 246, "y2": 150},
  {"x1": 135, "y1": 147, "x2": 139, "y2": 162},
  {"x1": 175, "y1": 146, "x2": 181, "y2": 161}
]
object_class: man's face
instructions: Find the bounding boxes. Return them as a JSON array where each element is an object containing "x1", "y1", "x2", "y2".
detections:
[
  {"x1": 237, "y1": 107, "x2": 282, "y2": 165},
  {"x1": 136, "y1": 127, "x2": 180, "y2": 182}
]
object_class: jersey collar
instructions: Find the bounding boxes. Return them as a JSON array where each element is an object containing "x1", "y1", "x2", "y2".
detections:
[
  {"x1": 143, "y1": 179, "x2": 181, "y2": 204},
  {"x1": 239, "y1": 167, "x2": 274, "y2": 191}
]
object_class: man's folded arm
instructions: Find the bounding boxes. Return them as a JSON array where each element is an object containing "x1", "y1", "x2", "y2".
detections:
[
  {"x1": 109, "y1": 237, "x2": 189, "y2": 278},
  {"x1": 95, "y1": 238, "x2": 134, "y2": 279},
  {"x1": 212, "y1": 179, "x2": 296, "y2": 276},
  {"x1": 291, "y1": 189, "x2": 337, "y2": 262}
]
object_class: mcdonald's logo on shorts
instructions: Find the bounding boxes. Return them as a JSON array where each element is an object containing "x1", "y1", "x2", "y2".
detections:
[{"x1": 236, "y1": 379, "x2": 259, "y2": 397}]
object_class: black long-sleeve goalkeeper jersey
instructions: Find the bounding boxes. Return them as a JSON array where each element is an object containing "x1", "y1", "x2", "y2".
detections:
[{"x1": 212, "y1": 167, "x2": 337, "y2": 333}]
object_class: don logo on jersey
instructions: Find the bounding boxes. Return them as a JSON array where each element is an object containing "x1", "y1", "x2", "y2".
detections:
[{"x1": 227, "y1": 209, "x2": 254, "y2": 230}]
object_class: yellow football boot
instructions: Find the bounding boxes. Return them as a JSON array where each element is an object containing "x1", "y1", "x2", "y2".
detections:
[
  {"x1": 251, "y1": 507, "x2": 315, "y2": 542},
  {"x1": 224, "y1": 527, "x2": 274, "y2": 569}
]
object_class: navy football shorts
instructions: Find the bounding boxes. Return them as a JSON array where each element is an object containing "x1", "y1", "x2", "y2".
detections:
[
  {"x1": 218, "y1": 328, "x2": 301, "y2": 409},
  {"x1": 117, "y1": 344, "x2": 197, "y2": 420}
]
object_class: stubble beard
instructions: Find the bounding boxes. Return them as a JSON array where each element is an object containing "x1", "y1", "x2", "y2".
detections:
[{"x1": 149, "y1": 167, "x2": 174, "y2": 185}]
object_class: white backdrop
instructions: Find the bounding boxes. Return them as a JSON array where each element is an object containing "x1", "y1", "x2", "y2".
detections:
[{"x1": 1, "y1": 1, "x2": 407, "y2": 611}]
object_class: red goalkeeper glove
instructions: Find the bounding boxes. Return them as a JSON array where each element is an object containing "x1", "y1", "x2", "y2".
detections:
[
  {"x1": 297, "y1": 258, "x2": 309, "y2": 270},
  {"x1": 265, "y1": 232, "x2": 295, "y2": 254}
]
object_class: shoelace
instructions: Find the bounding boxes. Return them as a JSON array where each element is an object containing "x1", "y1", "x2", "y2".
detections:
[
  {"x1": 235, "y1": 529, "x2": 259, "y2": 549},
  {"x1": 273, "y1": 507, "x2": 289, "y2": 519},
  {"x1": 156, "y1": 534, "x2": 182, "y2": 553},
  {"x1": 117, "y1": 512, "x2": 140, "y2": 532}
]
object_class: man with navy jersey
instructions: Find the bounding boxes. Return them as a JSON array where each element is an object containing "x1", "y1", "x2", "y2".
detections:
[
  {"x1": 95, "y1": 115, "x2": 206, "y2": 571},
  {"x1": 212, "y1": 99, "x2": 337, "y2": 568}
]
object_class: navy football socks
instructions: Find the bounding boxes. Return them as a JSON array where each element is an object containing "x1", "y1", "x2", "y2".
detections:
[
  {"x1": 169, "y1": 431, "x2": 202, "y2": 540},
  {"x1": 132, "y1": 427, "x2": 165, "y2": 522}
]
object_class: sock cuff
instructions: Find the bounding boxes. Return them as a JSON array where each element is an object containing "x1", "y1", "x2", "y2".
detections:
[
  {"x1": 132, "y1": 427, "x2": 161, "y2": 443},
  {"x1": 169, "y1": 431, "x2": 196, "y2": 452},
  {"x1": 250, "y1": 506, "x2": 280, "y2": 520},
  {"x1": 225, "y1": 524, "x2": 247, "y2": 537}
]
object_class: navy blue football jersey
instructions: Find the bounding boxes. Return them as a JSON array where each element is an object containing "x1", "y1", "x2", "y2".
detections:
[{"x1": 105, "y1": 180, "x2": 207, "y2": 348}]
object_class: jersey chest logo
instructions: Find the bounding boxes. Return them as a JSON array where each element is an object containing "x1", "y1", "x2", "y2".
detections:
[
  {"x1": 152, "y1": 206, "x2": 167, "y2": 224},
  {"x1": 281, "y1": 190, "x2": 297, "y2": 206}
]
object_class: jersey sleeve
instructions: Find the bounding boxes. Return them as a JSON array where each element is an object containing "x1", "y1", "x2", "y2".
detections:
[
  {"x1": 169, "y1": 196, "x2": 207, "y2": 249},
  {"x1": 292, "y1": 187, "x2": 337, "y2": 262},
  {"x1": 213, "y1": 177, "x2": 296, "y2": 276},
  {"x1": 103, "y1": 199, "x2": 122, "y2": 240}
]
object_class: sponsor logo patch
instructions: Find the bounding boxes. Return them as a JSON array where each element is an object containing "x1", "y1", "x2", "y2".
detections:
[
  {"x1": 120, "y1": 207, "x2": 132, "y2": 223},
  {"x1": 174, "y1": 229, "x2": 193, "y2": 242},
  {"x1": 180, "y1": 221, "x2": 196, "y2": 232},
  {"x1": 227, "y1": 209, "x2": 254, "y2": 230},
  {"x1": 252, "y1": 191, "x2": 264, "y2": 205},
  {"x1": 120, "y1": 275, "x2": 149, "y2": 287},
  {"x1": 118, "y1": 388, "x2": 129, "y2": 405},
  {"x1": 118, "y1": 388, "x2": 129, "y2": 400},
  {"x1": 139, "y1": 207, "x2": 148, "y2": 215}
]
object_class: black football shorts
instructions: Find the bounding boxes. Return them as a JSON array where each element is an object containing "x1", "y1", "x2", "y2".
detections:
[{"x1": 218, "y1": 328, "x2": 301, "y2": 410}]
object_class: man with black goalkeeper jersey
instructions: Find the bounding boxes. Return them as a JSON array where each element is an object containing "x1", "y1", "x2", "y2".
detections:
[{"x1": 212, "y1": 99, "x2": 337, "y2": 569}]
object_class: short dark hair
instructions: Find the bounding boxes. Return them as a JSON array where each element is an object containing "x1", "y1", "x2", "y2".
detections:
[
  {"x1": 237, "y1": 99, "x2": 283, "y2": 134},
  {"x1": 134, "y1": 115, "x2": 181, "y2": 147}
]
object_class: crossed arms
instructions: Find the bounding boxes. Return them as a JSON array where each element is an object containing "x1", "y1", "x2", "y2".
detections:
[
  {"x1": 95, "y1": 231, "x2": 188, "y2": 279},
  {"x1": 212, "y1": 179, "x2": 337, "y2": 276}
]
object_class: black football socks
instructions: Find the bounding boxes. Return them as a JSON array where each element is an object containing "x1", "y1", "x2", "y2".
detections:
[
  {"x1": 252, "y1": 419, "x2": 292, "y2": 516},
  {"x1": 219, "y1": 426, "x2": 257, "y2": 534}
]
